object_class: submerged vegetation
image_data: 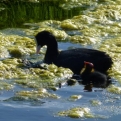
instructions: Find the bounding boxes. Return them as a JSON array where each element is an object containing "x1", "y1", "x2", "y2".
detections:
[{"x1": 0, "y1": 0, "x2": 82, "y2": 29}]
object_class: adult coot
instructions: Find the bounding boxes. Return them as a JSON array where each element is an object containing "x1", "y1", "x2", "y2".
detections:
[
  {"x1": 35, "y1": 31, "x2": 113, "y2": 74},
  {"x1": 80, "y1": 61, "x2": 111, "y2": 88}
]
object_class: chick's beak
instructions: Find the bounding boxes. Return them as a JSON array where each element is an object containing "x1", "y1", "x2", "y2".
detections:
[
  {"x1": 36, "y1": 45, "x2": 41, "y2": 54},
  {"x1": 80, "y1": 68, "x2": 85, "y2": 74},
  {"x1": 80, "y1": 65, "x2": 86, "y2": 74}
]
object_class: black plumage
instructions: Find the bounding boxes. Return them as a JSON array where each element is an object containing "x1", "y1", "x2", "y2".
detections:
[
  {"x1": 35, "y1": 31, "x2": 113, "y2": 74},
  {"x1": 81, "y1": 61, "x2": 111, "y2": 88}
]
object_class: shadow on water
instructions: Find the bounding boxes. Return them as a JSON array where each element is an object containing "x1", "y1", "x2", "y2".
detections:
[{"x1": 0, "y1": 0, "x2": 87, "y2": 29}]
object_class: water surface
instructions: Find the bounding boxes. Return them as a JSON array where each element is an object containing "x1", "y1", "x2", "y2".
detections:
[{"x1": 1, "y1": 0, "x2": 121, "y2": 121}]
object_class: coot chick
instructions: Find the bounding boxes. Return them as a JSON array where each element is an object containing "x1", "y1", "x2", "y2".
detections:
[
  {"x1": 35, "y1": 31, "x2": 113, "y2": 74},
  {"x1": 80, "y1": 61, "x2": 111, "y2": 88}
]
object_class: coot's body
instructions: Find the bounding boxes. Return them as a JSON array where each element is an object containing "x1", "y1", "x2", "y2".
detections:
[{"x1": 35, "y1": 31, "x2": 113, "y2": 74}]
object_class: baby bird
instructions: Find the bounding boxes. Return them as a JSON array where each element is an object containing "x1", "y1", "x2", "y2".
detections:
[{"x1": 80, "y1": 61, "x2": 111, "y2": 89}]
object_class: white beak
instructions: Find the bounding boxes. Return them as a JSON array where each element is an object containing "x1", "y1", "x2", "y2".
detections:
[
  {"x1": 36, "y1": 45, "x2": 41, "y2": 54},
  {"x1": 34, "y1": 38, "x2": 41, "y2": 54}
]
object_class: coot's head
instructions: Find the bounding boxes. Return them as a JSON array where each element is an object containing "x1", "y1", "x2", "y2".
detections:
[
  {"x1": 80, "y1": 61, "x2": 94, "y2": 74},
  {"x1": 35, "y1": 31, "x2": 56, "y2": 54}
]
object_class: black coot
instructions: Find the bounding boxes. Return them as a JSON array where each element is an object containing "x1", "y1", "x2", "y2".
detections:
[
  {"x1": 35, "y1": 31, "x2": 113, "y2": 74},
  {"x1": 80, "y1": 61, "x2": 111, "y2": 88}
]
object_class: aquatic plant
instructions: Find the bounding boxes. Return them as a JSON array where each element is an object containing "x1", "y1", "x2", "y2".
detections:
[{"x1": 0, "y1": 0, "x2": 80, "y2": 29}]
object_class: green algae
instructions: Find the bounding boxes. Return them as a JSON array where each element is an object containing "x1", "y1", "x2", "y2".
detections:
[
  {"x1": 99, "y1": 37, "x2": 121, "y2": 81},
  {"x1": 90, "y1": 99, "x2": 102, "y2": 106},
  {"x1": 107, "y1": 85, "x2": 121, "y2": 94},
  {"x1": 16, "y1": 88, "x2": 60, "y2": 99},
  {"x1": 98, "y1": 37, "x2": 121, "y2": 92},
  {"x1": 69, "y1": 95, "x2": 82, "y2": 101},
  {"x1": 24, "y1": 18, "x2": 101, "y2": 45},
  {"x1": 69, "y1": 35, "x2": 99, "y2": 45},
  {"x1": 59, "y1": 0, "x2": 98, "y2": 10},
  {"x1": 0, "y1": 34, "x2": 35, "y2": 57},
  {"x1": 0, "y1": 46, "x2": 10, "y2": 59},
  {"x1": 1, "y1": 1, "x2": 121, "y2": 93},
  {"x1": 21, "y1": 5, "x2": 121, "y2": 45},
  {"x1": 0, "y1": 34, "x2": 73, "y2": 90},
  {"x1": 25, "y1": 25, "x2": 68, "y2": 40},
  {"x1": 4, "y1": 88, "x2": 60, "y2": 102},
  {"x1": 58, "y1": 107, "x2": 95, "y2": 118},
  {"x1": 0, "y1": 57, "x2": 73, "y2": 89},
  {"x1": 89, "y1": 5, "x2": 121, "y2": 20},
  {"x1": 0, "y1": 81, "x2": 13, "y2": 90},
  {"x1": 1, "y1": 1, "x2": 121, "y2": 119},
  {"x1": 58, "y1": 106, "x2": 108, "y2": 119},
  {"x1": 0, "y1": 33, "x2": 74, "y2": 90},
  {"x1": 14, "y1": 64, "x2": 72, "y2": 89}
]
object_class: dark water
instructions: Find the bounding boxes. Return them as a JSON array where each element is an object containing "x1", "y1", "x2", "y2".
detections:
[
  {"x1": 0, "y1": 1, "x2": 83, "y2": 29},
  {"x1": 1, "y1": 83, "x2": 121, "y2": 121}
]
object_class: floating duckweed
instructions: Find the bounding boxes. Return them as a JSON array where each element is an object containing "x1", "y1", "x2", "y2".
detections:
[
  {"x1": 87, "y1": 4, "x2": 121, "y2": 20},
  {"x1": 9, "y1": 63, "x2": 73, "y2": 89},
  {"x1": 9, "y1": 48, "x2": 24, "y2": 58},
  {"x1": 61, "y1": 19, "x2": 79, "y2": 30},
  {"x1": 96, "y1": 5, "x2": 121, "y2": 20},
  {"x1": 0, "y1": 81, "x2": 13, "y2": 90},
  {"x1": 69, "y1": 95, "x2": 82, "y2": 101},
  {"x1": 68, "y1": 111, "x2": 84, "y2": 118},
  {"x1": 0, "y1": 60, "x2": 31, "y2": 79},
  {"x1": 48, "y1": 64, "x2": 58, "y2": 72},
  {"x1": 15, "y1": 66, "x2": 72, "y2": 89},
  {"x1": 0, "y1": 46, "x2": 10, "y2": 59},
  {"x1": 2, "y1": 58, "x2": 20, "y2": 65},
  {"x1": 25, "y1": 26, "x2": 68, "y2": 40},
  {"x1": 73, "y1": 15, "x2": 96, "y2": 24},
  {"x1": 16, "y1": 88, "x2": 60, "y2": 99},
  {"x1": 58, "y1": 107, "x2": 95, "y2": 118},
  {"x1": 81, "y1": 27, "x2": 107, "y2": 37},
  {"x1": 30, "y1": 68, "x2": 55, "y2": 79},
  {"x1": 33, "y1": 64, "x2": 73, "y2": 78},
  {"x1": 59, "y1": 0, "x2": 97, "y2": 10},
  {"x1": 0, "y1": 35, "x2": 15, "y2": 46},
  {"x1": 42, "y1": 20, "x2": 61, "y2": 26},
  {"x1": 0, "y1": 34, "x2": 35, "y2": 58},
  {"x1": 107, "y1": 85, "x2": 121, "y2": 94},
  {"x1": 98, "y1": 5, "x2": 121, "y2": 11},
  {"x1": 90, "y1": 100, "x2": 102, "y2": 106},
  {"x1": 61, "y1": 16, "x2": 93, "y2": 30},
  {"x1": 15, "y1": 76, "x2": 54, "y2": 88},
  {"x1": 69, "y1": 35, "x2": 99, "y2": 45},
  {"x1": 23, "y1": 14, "x2": 121, "y2": 45},
  {"x1": 16, "y1": 79, "x2": 42, "y2": 88},
  {"x1": 8, "y1": 46, "x2": 34, "y2": 56},
  {"x1": 4, "y1": 96, "x2": 38, "y2": 102},
  {"x1": 99, "y1": 37, "x2": 121, "y2": 81}
]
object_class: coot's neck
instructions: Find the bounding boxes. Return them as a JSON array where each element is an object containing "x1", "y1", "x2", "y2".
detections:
[{"x1": 44, "y1": 40, "x2": 59, "y2": 64}]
